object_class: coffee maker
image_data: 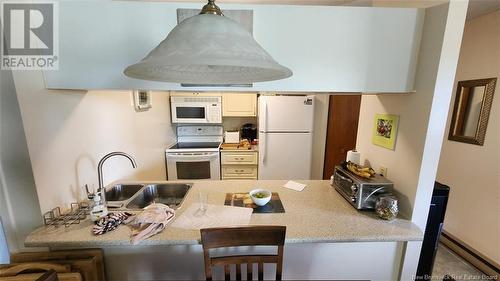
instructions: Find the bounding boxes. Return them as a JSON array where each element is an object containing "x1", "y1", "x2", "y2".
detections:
[{"x1": 240, "y1": 123, "x2": 257, "y2": 141}]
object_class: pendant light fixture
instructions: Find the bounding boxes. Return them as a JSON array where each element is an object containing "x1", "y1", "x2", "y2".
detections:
[{"x1": 124, "y1": 0, "x2": 292, "y2": 84}]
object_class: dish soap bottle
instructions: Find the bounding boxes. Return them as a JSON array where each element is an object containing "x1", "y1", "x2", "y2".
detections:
[{"x1": 90, "y1": 193, "x2": 108, "y2": 221}]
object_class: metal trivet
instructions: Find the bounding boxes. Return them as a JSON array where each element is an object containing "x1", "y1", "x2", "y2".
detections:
[{"x1": 43, "y1": 201, "x2": 91, "y2": 227}]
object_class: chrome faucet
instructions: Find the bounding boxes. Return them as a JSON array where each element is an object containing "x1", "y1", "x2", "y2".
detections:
[{"x1": 97, "y1": 152, "x2": 137, "y2": 202}]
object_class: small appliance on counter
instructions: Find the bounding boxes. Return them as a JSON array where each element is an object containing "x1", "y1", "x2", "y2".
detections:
[
  {"x1": 224, "y1": 131, "x2": 240, "y2": 143},
  {"x1": 240, "y1": 123, "x2": 257, "y2": 142},
  {"x1": 333, "y1": 166, "x2": 393, "y2": 210}
]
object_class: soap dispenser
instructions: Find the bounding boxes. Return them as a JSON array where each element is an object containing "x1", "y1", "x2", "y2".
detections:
[{"x1": 90, "y1": 193, "x2": 108, "y2": 221}]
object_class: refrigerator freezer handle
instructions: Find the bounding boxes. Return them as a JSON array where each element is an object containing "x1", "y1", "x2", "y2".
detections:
[{"x1": 261, "y1": 99, "x2": 268, "y2": 132}]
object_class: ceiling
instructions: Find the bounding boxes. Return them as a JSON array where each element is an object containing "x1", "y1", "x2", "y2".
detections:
[
  {"x1": 467, "y1": 0, "x2": 500, "y2": 20},
  {"x1": 125, "y1": 0, "x2": 500, "y2": 19}
]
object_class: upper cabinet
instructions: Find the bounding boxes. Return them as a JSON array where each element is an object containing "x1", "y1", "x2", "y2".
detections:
[
  {"x1": 222, "y1": 93, "x2": 257, "y2": 117},
  {"x1": 44, "y1": 2, "x2": 424, "y2": 93}
]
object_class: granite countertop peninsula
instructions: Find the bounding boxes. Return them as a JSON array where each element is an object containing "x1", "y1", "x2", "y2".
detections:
[{"x1": 25, "y1": 180, "x2": 422, "y2": 247}]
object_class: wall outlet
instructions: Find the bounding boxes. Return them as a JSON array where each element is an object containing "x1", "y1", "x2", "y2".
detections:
[{"x1": 379, "y1": 166, "x2": 388, "y2": 177}]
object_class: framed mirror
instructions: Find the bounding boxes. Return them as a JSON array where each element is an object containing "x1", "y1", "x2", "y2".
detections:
[{"x1": 448, "y1": 77, "x2": 497, "y2": 145}]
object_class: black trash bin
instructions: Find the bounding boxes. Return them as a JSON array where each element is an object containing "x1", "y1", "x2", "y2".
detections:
[{"x1": 415, "y1": 181, "x2": 450, "y2": 280}]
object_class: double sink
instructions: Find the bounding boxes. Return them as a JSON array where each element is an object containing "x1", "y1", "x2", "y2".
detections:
[{"x1": 105, "y1": 183, "x2": 192, "y2": 210}]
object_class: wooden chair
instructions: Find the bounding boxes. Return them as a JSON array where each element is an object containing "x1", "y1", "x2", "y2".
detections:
[{"x1": 200, "y1": 226, "x2": 286, "y2": 281}]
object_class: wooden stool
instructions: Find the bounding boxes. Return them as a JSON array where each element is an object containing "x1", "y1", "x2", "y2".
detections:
[{"x1": 200, "y1": 226, "x2": 286, "y2": 280}]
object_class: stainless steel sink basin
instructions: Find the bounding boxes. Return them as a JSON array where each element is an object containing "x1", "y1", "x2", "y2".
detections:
[
  {"x1": 105, "y1": 182, "x2": 192, "y2": 210},
  {"x1": 126, "y1": 184, "x2": 191, "y2": 210},
  {"x1": 105, "y1": 184, "x2": 144, "y2": 201}
]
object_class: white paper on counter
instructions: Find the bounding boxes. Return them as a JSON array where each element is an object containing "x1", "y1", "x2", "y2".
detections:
[
  {"x1": 171, "y1": 204, "x2": 253, "y2": 230},
  {"x1": 282, "y1": 180, "x2": 307, "y2": 191}
]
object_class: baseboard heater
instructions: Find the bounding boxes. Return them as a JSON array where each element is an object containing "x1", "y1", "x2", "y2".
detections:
[{"x1": 440, "y1": 230, "x2": 499, "y2": 277}]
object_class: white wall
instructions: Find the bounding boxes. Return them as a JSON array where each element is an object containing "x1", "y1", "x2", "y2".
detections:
[
  {"x1": 354, "y1": 1, "x2": 468, "y2": 278},
  {"x1": 12, "y1": 70, "x2": 176, "y2": 213},
  {"x1": 97, "y1": 242, "x2": 402, "y2": 281},
  {"x1": 436, "y1": 9, "x2": 500, "y2": 263},
  {"x1": 0, "y1": 66, "x2": 43, "y2": 253},
  {"x1": 355, "y1": 2, "x2": 467, "y2": 220},
  {"x1": 311, "y1": 94, "x2": 329, "y2": 179}
]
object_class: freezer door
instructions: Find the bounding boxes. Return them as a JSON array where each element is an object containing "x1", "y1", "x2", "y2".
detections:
[
  {"x1": 258, "y1": 132, "x2": 312, "y2": 180},
  {"x1": 259, "y1": 95, "x2": 314, "y2": 132}
]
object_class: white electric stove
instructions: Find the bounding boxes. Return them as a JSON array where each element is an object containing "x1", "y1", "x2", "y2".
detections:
[{"x1": 166, "y1": 126, "x2": 223, "y2": 180}]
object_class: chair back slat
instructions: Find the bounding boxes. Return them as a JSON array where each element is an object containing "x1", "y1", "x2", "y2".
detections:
[
  {"x1": 204, "y1": 250, "x2": 213, "y2": 281},
  {"x1": 247, "y1": 262, "x2": 252, "y2": 280},
  {"x1": 236, "y1": 264, "x2": 242, "y2": 280},
  {"x1": 201, "y1": 226, "x2": 286, "y2": 281},
  {"x1": 258, "y1": 262, "x2": 264, "y2": 280}
]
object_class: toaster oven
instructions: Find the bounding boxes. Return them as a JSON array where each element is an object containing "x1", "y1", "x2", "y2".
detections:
[{"x1": 333, "y1": 166, "x2": 393, "y2": 210}]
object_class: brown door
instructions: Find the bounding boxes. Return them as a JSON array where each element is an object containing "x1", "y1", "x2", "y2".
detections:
[{"x1": 323, "y1": 95, "x2": 361, "y2": 179}]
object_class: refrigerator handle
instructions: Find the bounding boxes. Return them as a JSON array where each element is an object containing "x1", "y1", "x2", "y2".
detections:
[
  {"x1": 261, "y1": 100, "x2": 268, "y2": 132},
  {"x1": 261, "y1": 133, "x2": 267, "y2": 164}
]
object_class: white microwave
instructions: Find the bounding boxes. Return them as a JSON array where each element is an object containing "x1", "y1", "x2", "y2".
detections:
[{"x1": 170, "y1": 96, "x2": 222, "y2": 124}]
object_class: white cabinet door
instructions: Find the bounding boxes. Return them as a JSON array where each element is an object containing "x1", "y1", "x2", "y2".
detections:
[{"x1": 222, "y1": 93, "x2": 257, "y2": 117}]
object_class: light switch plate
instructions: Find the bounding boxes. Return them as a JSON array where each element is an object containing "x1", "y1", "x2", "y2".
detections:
[{"x1": 379, "y1": 166, "x2": 388, "y2": 177}]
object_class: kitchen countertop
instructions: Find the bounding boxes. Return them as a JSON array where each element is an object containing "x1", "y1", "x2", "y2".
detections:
[{"x1": 25, "y1": 180, "x2": 422, "y2": 247}]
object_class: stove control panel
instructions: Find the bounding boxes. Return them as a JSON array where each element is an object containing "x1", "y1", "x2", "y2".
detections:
[{"x1": 177, "y1": 125, "x2": 223, "y2": 137}]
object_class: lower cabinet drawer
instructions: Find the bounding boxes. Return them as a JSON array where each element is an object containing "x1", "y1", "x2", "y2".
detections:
[
  {"x1": 221, "y1": 152, "x2": 258, "y2": 165},
  {"x1": 222, "y1": 165, "x2": 258, "y2": 179}
]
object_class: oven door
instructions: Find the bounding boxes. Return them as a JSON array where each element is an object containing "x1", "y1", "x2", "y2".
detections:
[
  {"x1": 171, "y1": 103, "x2": 209, "y2": 124},
  {"x1": 166, "y1": 152, "x2": 220, "y2": 180}
]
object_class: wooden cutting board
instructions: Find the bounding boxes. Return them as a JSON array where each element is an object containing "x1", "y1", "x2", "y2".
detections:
[{"x1": 220, "y1": 143, "x2": 251, "y2": 150}]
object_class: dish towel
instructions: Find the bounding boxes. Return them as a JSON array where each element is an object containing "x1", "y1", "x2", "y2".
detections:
[
  {"x1": 92, "y1": 212, "x2": 132, "y2": 235},
  {"x1": 124, "y1": 203, "x2": 176, "y2": 245}
]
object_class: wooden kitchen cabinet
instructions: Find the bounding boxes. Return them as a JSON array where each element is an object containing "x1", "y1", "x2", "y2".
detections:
[
  {"x1": 222, "y1": 93, "x2": 257, "y2": 117},
  {"x1": 221, "y1": 150, "x2": 258, "y2": 179}
]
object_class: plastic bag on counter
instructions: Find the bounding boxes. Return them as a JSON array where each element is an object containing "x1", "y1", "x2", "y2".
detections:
[{"x1": 124, "y1": 203, "x2": 175, "y2": 245}]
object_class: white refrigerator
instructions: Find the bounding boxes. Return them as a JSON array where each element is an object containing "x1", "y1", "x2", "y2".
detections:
[{"x1": 258, "y1": 95, "x2": 315, "y2": 180}]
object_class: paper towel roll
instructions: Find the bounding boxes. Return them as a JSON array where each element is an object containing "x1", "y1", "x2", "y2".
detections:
[{"x1": 346, "y1": 150, "x2": 361, "y2": 165}]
